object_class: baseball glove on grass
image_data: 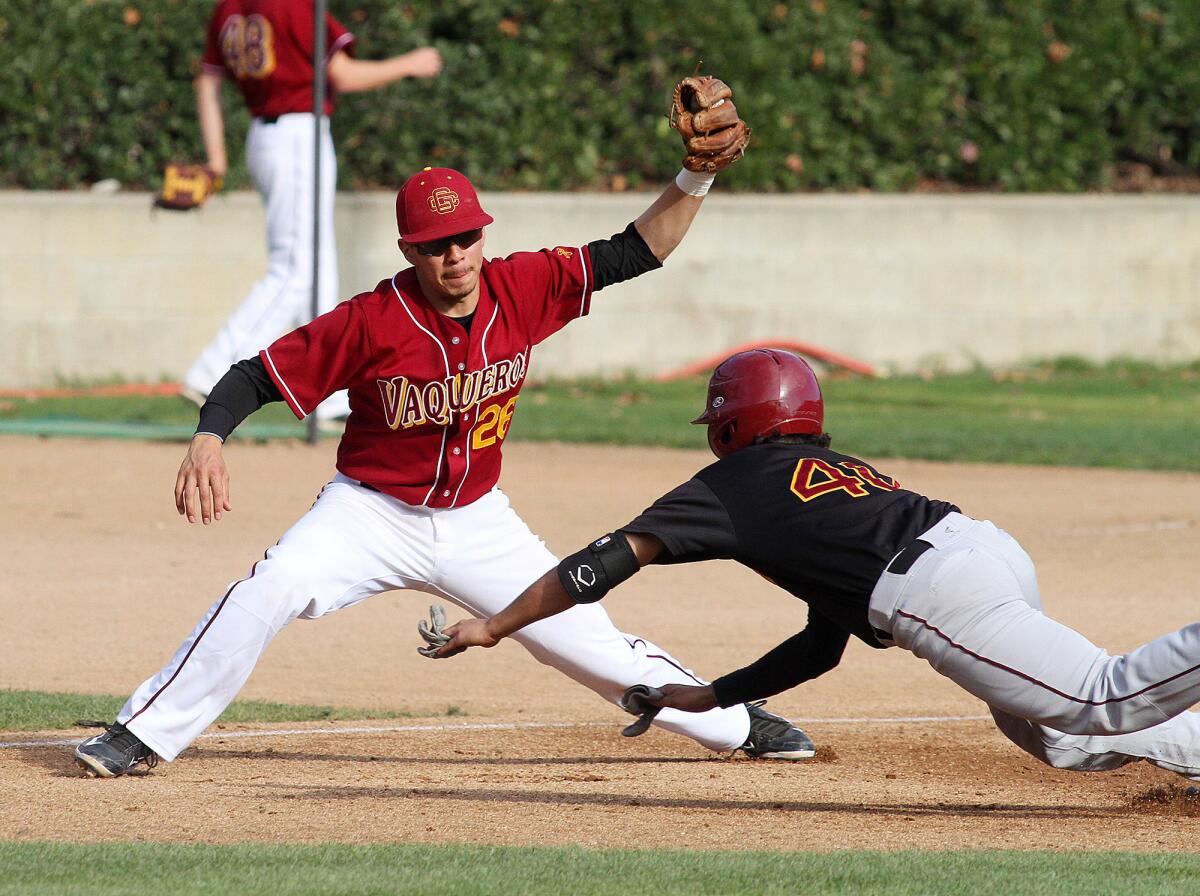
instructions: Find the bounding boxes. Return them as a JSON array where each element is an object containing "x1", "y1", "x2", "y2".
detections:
[
  {"x1": 669, "y1": 74, "x2": 751, "y2": 173},
  {"x1": 154, "y1": 163, "x2": 221, "y2": 211}
]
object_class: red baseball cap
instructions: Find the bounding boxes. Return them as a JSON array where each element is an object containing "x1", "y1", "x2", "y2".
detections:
[{"x1": 396, "y1": 167, "x2": 494, "y2": 243}]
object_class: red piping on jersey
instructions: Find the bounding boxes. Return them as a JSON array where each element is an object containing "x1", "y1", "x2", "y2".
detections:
[
  {"x1": 326, "y1": 31, "x2": 355, "y2": 65},
  {"x1": 655, "y1": 341, "x2": 877, "y2": 381},
  {"x1": 896, "y1": 609, "x2": 1200, "y2": 705},
  {"x1": 577, "y1": 245, "x2": 590, "y2": 319},
  {"x1": 263, "y1": 348, "x2": 308, "y2": 418},
  {"x1": 625, "y1": 638, "x2": 706, "y2": 686}
]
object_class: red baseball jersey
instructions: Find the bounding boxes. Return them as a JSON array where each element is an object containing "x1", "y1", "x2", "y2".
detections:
[
  {"x1": 201, "y1": 0, "x2": 354, "y2": 118},
  {"x1": 261, "y1": 246, "x2": 596, "y2": 508}
]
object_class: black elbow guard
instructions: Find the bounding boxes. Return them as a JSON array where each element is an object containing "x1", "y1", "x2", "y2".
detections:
[{"x1": 557, "y1": 532, "x2": 640, "y2": 603}]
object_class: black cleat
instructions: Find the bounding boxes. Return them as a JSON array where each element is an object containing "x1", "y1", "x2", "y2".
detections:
[
  {"x1": 740, "y1": 701, "x2": 815, "y2": 760},
  {"x1": 74, "y1": 722, "x2": 159, "y2": 778}
]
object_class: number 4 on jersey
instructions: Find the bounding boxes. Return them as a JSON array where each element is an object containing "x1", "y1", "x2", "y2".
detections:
[{"x1": 790, "y1": 458, "x2": 900, "y2": 503}]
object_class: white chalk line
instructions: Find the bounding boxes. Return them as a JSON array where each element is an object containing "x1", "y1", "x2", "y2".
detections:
[
  {"x1": 1068, "y1": 519, "x2": 1194, "y2": 536},
  {"x1": 0, "y1": 714, "x2": 990, "y2": 751}
]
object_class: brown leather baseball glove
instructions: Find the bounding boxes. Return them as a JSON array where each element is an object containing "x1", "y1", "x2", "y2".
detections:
[
  {"x1": 669, "y1": 75, "x2": 751, "y2": 173},
  {"x1": 153, "y1": 163, "x2": 222, "y2": 211}
]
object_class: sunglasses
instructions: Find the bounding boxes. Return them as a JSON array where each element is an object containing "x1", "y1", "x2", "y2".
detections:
[{"x1": 413, "y1": 229, "x2": 483, "y2": 257}]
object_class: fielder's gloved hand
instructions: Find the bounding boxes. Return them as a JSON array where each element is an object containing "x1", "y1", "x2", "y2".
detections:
[
  {"x1": 618, "y1": 684, "x2": 665, "y2": 737},
  {"x1": 417, "y1": 604, "x2": 451, "y2": 658},
  {"x1": 668, "y1": 74, "x2": 751, "y2": 173}
]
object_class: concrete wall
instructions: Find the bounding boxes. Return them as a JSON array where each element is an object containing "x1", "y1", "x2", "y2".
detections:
[{"x1": 2, "y1": 191, "x2": 1198, "y2": 388}]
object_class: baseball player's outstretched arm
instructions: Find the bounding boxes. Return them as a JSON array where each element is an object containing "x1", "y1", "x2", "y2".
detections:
[
  {"x1": 193, "y1": 71, "x2": 227, "y2": 179},
  {"x1": 326, "y1": 47, "x2": 442, "y2": 93},
  {"x1": 436, "y1": 532, "x2": 665, "y2": 655},
  {"x1": 633, "y1": 185, "x2": 705, "y2": 263},
  {"x1": 639, "y1": 615, "x2": 853, "y2": 715},
  {"x1": 711, "y1": 617, "x2": 850, "y2": 706}
]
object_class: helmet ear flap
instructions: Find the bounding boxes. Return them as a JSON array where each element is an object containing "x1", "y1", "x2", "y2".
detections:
[
  {"x1": 709, "y1": 419, "x2": 739, "y2": 458},
  {"x1": 718, "y1": 420, "x2": 737, "y2": 447}
]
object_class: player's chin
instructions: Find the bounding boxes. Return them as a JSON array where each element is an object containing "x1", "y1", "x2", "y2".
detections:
[{"x1": 441, "y1": 271, "x2": 478, "y2": 297}]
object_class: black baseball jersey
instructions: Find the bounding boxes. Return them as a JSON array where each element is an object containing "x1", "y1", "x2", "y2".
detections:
[{"x1": 620, "y1": 441, "x2": 959, "y2": 706}]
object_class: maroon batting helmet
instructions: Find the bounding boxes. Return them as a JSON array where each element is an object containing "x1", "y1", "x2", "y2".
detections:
[{"x1": 691, "y1": 349, "x2": 824, "y2": 459}]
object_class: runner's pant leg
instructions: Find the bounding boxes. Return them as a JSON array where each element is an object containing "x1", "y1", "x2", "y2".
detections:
[
  {"x1": 877, "y1": 519, "x2": 1200, "y2": 738},
  {"x1": 990, "y1": 706, "x2": 1200, "y2": 779},
  {"x1": 971, "y1": 537, "x2": 1200, "y2": 779}
]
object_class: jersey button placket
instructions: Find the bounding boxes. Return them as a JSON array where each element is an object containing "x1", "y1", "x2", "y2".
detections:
[{"x1": 445, "y1": 337, "x2": 471, "y2": 501}]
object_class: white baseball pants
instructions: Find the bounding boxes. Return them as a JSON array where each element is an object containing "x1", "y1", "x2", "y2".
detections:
[
  {"x1": 120, "y1": 475, "x2": 751, "y2": 761},
  {"x1": 868, "y1": 512, "x2": 1200, "y2": 780},
  {"x1": 183, "y1": 113, "x2": 349, "y2": 420}
]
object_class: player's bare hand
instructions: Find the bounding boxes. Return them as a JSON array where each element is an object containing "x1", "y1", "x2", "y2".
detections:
[
  {"x1": 645, "y1": 683, "x2": 719, "y2": 714},
  {"x1": 403, "y1": 46, "x2": 443, "y2": 79},
  {"x1": 434, "y1": 618, "x2": 499, "y2": 657},
  {"x1": 174, "y1": 434, "x2": 231, "y2": 525}
]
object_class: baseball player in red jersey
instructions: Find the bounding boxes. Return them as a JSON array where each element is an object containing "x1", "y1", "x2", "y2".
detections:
[
  {"x1": 436, "y1": 349, "x2": 1200, "y2": 788},
  {"x1": 74, "y1": 164, "x2": 813, "y2": 777},
  {"x1": 181, "y1": 0, "x2": 442, "y2": 422}
]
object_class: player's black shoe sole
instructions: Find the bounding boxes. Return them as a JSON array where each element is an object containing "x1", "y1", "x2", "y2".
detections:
[
  {"x1": 74, "y1": 722, "x2": 159, "y2": 778},
  {"x1": 740, "y1": 701, "x2": 816, "y2": 760}
]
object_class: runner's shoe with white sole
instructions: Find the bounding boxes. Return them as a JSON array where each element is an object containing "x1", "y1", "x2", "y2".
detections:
[{"x1": 740, "y1": 701, "x2": 815, "y2": 759}]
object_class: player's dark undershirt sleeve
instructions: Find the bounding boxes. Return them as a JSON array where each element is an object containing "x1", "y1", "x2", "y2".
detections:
[
  {"x1": 710, "y1": 609, "x2": 851, "y2": 707},
  {"x1": 587, "y1": 222, "x2": 663, "y2": 292},
  {"x1": 195, "y1": 357, "x2": 283, "y2": 441},
  {"x1": 620, "y1": 478, "x2": 739, "y2": 562}
]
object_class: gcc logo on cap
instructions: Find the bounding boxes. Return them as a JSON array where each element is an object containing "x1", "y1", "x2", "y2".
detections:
[
  {"x1": 396, "y1": 167, "x2": 495, "y2": 243},
  {"x1": 429, "y1": 187, "x2": 460, "y2": 215}
]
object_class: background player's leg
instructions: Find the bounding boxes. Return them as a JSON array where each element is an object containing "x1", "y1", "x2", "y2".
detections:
[
  {"x1": 882, "y1": 520, "x2": 1200, "y2": 737},
  {"x1": 120, "y1": 478, "x2": 432, "y2": 761},
  {"x1": 429, "y1": 490, "x2": 751, "y2": 752},
  {"x1": 184, "y1": 116, "x2": 323, "y2": 396},
  {"x1": 311, "y1": 123, "x2": 350, "y2": 422}
]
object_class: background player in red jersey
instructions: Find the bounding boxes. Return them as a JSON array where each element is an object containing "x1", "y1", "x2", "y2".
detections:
[
  {"x1": 434, "y1": 349, "x2": 1200, "y2": 787},
  {"x1": 74, "y1": 154, "x2": 814, "y2": 776},
  {"x1": 181, "y1": 0, "x2": 442, "y2": 423}
]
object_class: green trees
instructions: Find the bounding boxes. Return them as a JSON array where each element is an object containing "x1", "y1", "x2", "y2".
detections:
[{"x1": 3, "y1": 0, "x2": 1196, "y2": 191}]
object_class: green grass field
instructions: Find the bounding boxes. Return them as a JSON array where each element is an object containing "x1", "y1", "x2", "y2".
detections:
[
  {"x1": 2, "y1": 359, "x2": 1198, "y2": 470},
  {"x1": 1, "y1": 844, "x2": 1198, "y2": 896},
  {"x1": 0, "y1": 689, "x2": 462, "y2": 733},
  {"x1": 2, "y1": 688, "x2": 1192, "y2": 892}
]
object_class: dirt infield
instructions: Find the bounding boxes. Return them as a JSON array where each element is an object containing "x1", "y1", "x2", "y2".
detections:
[{"x1": 3, "y1": 436, "x2": 1199, "y2": 849}]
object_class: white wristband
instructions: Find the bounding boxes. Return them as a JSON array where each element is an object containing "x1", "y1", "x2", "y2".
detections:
[{"x1": 675, "y1": 168, "x2": 716, "y2": 197}]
